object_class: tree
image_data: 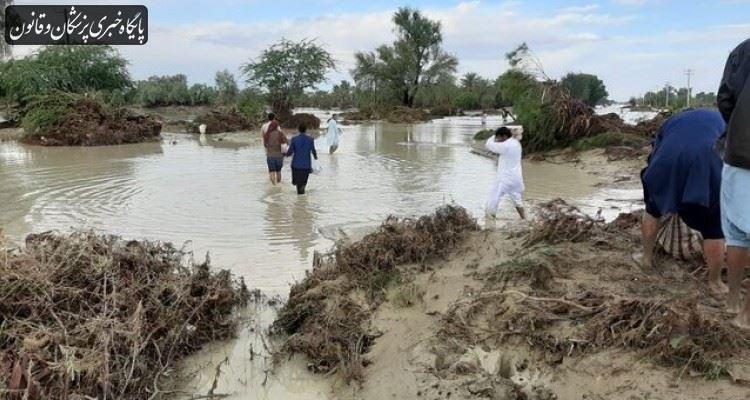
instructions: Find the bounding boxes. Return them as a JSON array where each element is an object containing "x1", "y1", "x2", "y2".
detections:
[
  {"x1": 0, "y1": 45, "x2": 131, "y2": 104},
  {"x1": 134, "y1": 75, "x2": 191, "y2": 107},
  {"x1": 352, "y1": 7, "x2": 458, "y2": 107},
  {"x1": 188, "y1": 83, "x2": 217, "y2": 105},
  {"x1": 560, "y1": 73, "x2": 608, "y2": 107},
  {"x1": 215, "y1": 69, "x2": 238, "y2": 105},
  {"x1": 241, "y1": 38, "x2": 335, "y2": 118}
]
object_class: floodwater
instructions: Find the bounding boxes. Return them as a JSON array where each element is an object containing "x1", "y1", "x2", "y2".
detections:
[{"x1": 0, "y1": 112, "x2": 638, "y2": 398}]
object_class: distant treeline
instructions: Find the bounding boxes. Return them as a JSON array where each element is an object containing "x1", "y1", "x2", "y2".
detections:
[{"x1": 630, "y1": 89, "x2": 717, "y2": 110}]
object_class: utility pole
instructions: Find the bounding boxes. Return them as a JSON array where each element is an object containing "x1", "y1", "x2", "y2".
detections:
[
  {"x1": 685, "y1": 69, "x2": 694, "y2": 108},
  {"x1": 665, "y1": 82, "x2": 671, "y2": 108}
]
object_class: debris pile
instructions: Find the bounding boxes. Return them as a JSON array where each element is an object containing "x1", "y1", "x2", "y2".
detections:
[
  {"x1": 0, "y1": 231, "x2": 249, "y2": 399},
  {"x1": 189, "y1": 107, "x2": 254, "y2": 134},
  {"x1": 21, "y1": 93, "x2": 162, "y2": 146},
  {"x1": 281, "y1": 113, "x2": 321, "y2": 130},
  {"x1": 272, "y1": 206, "x2": 479, "y2": 382},
  {"x1": 435, "y1": 200, "x2": 750, "y2": 387}
]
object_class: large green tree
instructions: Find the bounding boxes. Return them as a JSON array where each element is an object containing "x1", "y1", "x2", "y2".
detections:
[
  {"x1": 241, "y1": 38, "x2": 335, "y2": 118},
  {"x1": 352, "y1": 7, "x2": 458, "y2": 107},
  {"x1": 560, "y1": 72, "x2": 608, "y2": 107},
  {"x1": 215, "y1": 69, "x2": 239, "y2": 105},
  {"x1": 0, "y1": 45, "x2": 131, "y2": 104}
]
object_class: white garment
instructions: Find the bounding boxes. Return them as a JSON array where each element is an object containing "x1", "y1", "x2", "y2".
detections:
[
  {"x1": 485, "y1": 137, "x2": 525, "y2": 215},
  {"x1": 326, "y1": 119, "x2": 341, "y2": 148}
]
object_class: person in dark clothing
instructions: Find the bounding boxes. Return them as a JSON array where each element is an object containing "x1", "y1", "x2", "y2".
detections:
[
  {"x1": 640, "y1": 110, "x2": 726, "y2": 294},
  {"x1": 286, "y1": 124, "x2": 318, "y2": 195},
  {"x1": 717, "y1": 38, "x2": 750, "y2": 328}
]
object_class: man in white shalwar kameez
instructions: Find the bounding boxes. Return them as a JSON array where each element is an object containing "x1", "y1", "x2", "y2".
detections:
[{"x1": 485, "y1": 127, "x2": 526, "y2": 220}]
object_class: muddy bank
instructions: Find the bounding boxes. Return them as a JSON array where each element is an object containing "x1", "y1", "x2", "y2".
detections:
[
  {"x1": 0, "y1": 231, "x2": 249, "y2": 399},
  {"x1": 0, "y1": 127, "x2": 23, "y2": 142}
]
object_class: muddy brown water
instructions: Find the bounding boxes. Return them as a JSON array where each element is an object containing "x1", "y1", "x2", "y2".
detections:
[{"x1": 0, "y1": 112, "x2": 641, "y2": 398}]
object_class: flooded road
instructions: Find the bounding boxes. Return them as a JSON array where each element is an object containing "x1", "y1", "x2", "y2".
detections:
[{"x1": 0, "y1": 114, "x2": 637, "y2": 398}]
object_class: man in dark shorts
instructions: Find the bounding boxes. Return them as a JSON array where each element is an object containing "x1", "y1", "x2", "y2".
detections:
[
  {"x1": 640, "y1": 109, "x2": 727, "y2": 294},
  {"x1": 264, "y1": 121, "x2": 287, "y2": 185}
]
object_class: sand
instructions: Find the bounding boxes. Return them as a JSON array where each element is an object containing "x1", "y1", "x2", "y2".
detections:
[{"x1": 278, "y1": 149, "x2": 750, "y2": 400}]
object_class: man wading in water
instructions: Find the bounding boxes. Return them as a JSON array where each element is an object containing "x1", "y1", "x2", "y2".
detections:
[
  {"x1": 264, "y1": 120, "x2": 288, "y2": 185},
  {"x1": 718, "y1": 38, "x2": 750, "y2": 328},
  {"x1": 286, "y1": 124, "x2": 318, "y2": 195},
  {"x1": 485, "y1": 127, "x2": 525, "y2": 220}
]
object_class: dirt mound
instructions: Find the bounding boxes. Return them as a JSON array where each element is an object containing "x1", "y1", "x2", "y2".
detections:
[
  {"x1": 340, "y1": 107, "x2": 432, "y2": 123},
  {"x1": 633, "y1": 111, "x2": 671, "y2": 137},
  {"x1": 0, "y1": 231, "x2": 249, "y2": 399},
  {"x1": 189, "y1": 107, "x2": 254, "y2": 134},
  {"x1": 386, "y1": 106, "x2": 431, "y2": 123},
  {"x1": 272, "y1": 206, "x2": 479, "y2": 382},
  {"x1": 21, "y1": 94, "x2": 162, "y2": 146},
  {"x1": 281, "y1": 113, "x2": 321, "y2": 130}
]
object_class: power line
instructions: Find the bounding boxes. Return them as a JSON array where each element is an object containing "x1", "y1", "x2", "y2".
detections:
[{"x1": 685, "y1": 69, "x2": 694, "y2": 108}]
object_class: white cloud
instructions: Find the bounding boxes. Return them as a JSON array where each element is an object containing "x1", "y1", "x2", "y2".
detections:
[
  {"x1": 12, "y1": 1, "x2": 746, "y2": 100},
  {"x1": 612, "y1": 0, "x2": 648, "y2": 5}
]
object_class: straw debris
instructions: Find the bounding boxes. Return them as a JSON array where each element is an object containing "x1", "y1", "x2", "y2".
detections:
[
  {"x1": 0, "y1": 231, "x2": 249, "y2": 399},
  {"x1": 272, "y1": 205, "x2": 479, "y2": 383}
]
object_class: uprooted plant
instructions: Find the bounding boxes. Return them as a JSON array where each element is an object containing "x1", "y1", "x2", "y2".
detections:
[{"x1": 0, "y1": 231, "x2": 249, "y2": 399}]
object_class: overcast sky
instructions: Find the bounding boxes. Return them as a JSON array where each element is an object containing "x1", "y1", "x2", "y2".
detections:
[{"x1": 8, "y1": 0, "x2": 750, "y2": 100}]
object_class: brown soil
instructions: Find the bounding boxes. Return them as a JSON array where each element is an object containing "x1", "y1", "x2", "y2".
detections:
[
  {"x1": 0, "y1": 231, "x2": 249, "y2": 399},
  {"x1": 0, "y1": 128, "x2": 23, "y2": 142},
  {"x1": 282, "y1": 113, "x2": 322, "y2": 130},
  {"x1": 341, "y1": 106, "x2": 432, "y2": 124},
  {"x1": 188, "y1": 107, "x2": 254, "y2": 134}
]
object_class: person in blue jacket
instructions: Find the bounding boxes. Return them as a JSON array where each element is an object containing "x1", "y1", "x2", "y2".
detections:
[
  {"x1": 286, "y1": 124, "x2": 318, "y2": 195},
  {"x1": 640, "y1": 109, "x2": 726, "y2": 294}
]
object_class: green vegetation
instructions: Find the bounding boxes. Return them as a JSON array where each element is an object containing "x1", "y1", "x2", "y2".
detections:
[
  {"x1": 242, "y1": 38, "x2": 335, "y2": 118},
  {"x1": 352, "y1": 7, "x2": 458, "y2": 108},
  {"x1": 0, "y1": 46, "x2": 131, "y2": 105},
  {"x1": 473, "y1": 129, "x2": 495, "y2": 141},
  {"x1": 20, "y1": 92, "x2": 78, "y2": 135},
  {"x1": 20, "y1": 92, "x2": 161, "y2": 146},
  {"x1": 561, "y1": 73, "x2": 609, "y2": 107},
  {"x1": 631, "y1": 88, "x2": 716, "y2": 110},
  {"x1": 496, "y1": 43, "x2": 613, "y2": 153},
  {"x1": 215, "y1": 69, "x2": 239, "y2": 105},
  {"x1": 572, "y1": 131, "x2": 649, "y2": 152}
]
